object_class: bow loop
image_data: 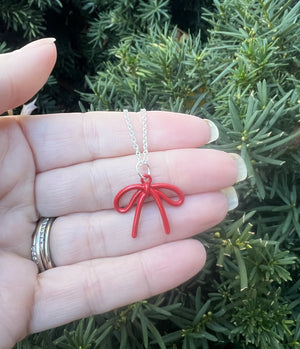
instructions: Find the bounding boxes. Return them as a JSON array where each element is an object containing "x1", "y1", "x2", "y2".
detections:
[
  {"x1": 114, "y1": 184, "x2": 144, "y2": 213},
  {"x1": 152, "y1": 183, "x2": 184, "y2": 207}
]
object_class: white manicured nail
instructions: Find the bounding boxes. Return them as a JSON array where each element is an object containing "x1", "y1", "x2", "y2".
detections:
[
  {"x1": 22, "y1": 38, "x2": 56, "y2": 50},
  {"x1": 204, "y1": 119, "x2": 219, "y2": 143},
  {"x1": 222, "y1": 187, "x2": 239, "y2": 211},
  {"x1": 229, "y1": 153, "x2": 247, "y2": 182}
]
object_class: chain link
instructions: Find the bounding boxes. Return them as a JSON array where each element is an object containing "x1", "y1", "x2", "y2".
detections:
[{"x1": 123, "y1": 109, "x2": 150, "y2": 177}]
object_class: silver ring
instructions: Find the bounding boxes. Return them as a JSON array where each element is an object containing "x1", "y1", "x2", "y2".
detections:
[
  {"x1": 31, "y1": 217, "x2": 56, "y2": 272},
  {"x1": 136, "y1": 162, "x2": 151, "y2": 179}
]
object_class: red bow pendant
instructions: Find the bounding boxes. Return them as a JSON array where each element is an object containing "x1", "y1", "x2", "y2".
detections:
[{"x1": 114, "y1": 174, "x2": 184, "y2": 238}]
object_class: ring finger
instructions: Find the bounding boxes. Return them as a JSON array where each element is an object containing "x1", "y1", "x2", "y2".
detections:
[{"x1": 50, "y1": 191, "x2": 228, "y2": 266}]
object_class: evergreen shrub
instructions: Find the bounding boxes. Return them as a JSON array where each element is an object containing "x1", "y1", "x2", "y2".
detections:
[{"x1": 1, "y1": 0, "x2": 299, "y2": 348}]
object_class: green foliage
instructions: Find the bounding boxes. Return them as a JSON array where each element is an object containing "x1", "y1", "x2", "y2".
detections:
[
  {"x1": 81, "y1": 25, "x2": 205, "y2": 111},
  {"x1": 0, "y1": 1, "x2": 45, "y2": 39},
  {"x1": 2, "y1": 0, "x2": 299, "y2": 348}
]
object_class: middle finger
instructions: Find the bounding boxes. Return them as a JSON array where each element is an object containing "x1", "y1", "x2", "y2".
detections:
[{"x1": 36, "y1": 148, "x2": 238, "y2": 216}]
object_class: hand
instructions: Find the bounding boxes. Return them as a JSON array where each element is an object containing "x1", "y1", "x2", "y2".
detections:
[{"x1": 0, "y1": 39, "x2": 245, "y2": 349}]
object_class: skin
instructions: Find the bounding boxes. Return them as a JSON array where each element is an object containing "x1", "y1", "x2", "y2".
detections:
[{"x1": 0, "y1": 39, "x2": 240, "y2": 349}]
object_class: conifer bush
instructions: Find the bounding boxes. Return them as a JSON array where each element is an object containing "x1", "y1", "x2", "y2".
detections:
[{"x1": 1, "y1": 0, "x2": 299, "y2": 348}]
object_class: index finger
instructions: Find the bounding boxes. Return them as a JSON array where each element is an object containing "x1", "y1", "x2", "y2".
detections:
[{"x1": 19, "y1": 111, "x2": 218, "y2": 172}]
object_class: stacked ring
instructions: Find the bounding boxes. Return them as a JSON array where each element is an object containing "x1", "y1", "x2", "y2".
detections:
[{"x1": 31, "y1": 217, "x2": 56, "y2": 272}]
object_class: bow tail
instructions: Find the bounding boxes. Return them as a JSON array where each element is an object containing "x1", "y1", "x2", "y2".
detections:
[
  {"x1": 132, "y1": 192, "x2": 147, "y2": 238},
  {"x1": 151, "y1": 189, "x2": 170, "y2": 235}
]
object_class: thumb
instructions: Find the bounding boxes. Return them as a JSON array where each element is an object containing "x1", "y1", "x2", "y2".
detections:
[{"x1": 0, "y1": 38, "x2": 57, "y2": 115}]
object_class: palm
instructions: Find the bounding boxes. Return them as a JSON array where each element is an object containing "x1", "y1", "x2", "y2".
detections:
[{"x1": 0, "y1": 119, "x2": 38, "y2": 346}]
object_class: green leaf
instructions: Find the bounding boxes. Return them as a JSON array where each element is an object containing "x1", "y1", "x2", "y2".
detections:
[
  {"x1": 211, "y1": 61, "x2": 236, "y2": 85},
  {"x1": 193, "y1": 300, "x2": 211, "y2": 326},
  {"x1": 206, "y1": 322, "x2": 229, "y2": 333},
  {"x1": 119, "y1": 323, "x2": 128, "y2": 349},
  {"x1": 140, "y1": 313, "x2": 149, "y2": 348},
  {"x1": 234, "y1": 247, "x2": 248, "y2": 291},
  {"x1": 229, "y1": 98, "x2": 243, "y2": 132},
  {"x1": 148, "y1": 321, "x2": 166, "y2": 349},
  {"x1": 93, "y1": 325, "x2": 113, "y2": 346},
  {"x1": 161, "y1": 330, "x2": 182, "y2": 344},
  {"x1": 253, "y1": 153, "x2": 285, "y2": 166}
]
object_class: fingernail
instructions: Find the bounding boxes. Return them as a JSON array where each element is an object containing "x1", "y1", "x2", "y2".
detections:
[
  {"x1": 229, "y1": 153, "x2": 247, "y2": 182},
  {"x1": 221, "y1": 187, "x2": 238, "y2": 211},
  {"x1": 204, "y1": 119, "x2": 219, "y2": 143},
  {"x1": 22, "y1": 38, "x2": 56, "y2": 50}
]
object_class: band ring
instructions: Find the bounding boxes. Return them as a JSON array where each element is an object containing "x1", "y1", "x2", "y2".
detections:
[{"x1": 31, "y1": 217, "x2": 56, "y2": 272}]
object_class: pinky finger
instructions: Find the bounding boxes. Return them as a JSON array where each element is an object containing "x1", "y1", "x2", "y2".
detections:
[{"x1": 30, "y1": 239, "x2": 206, "y2": 333}]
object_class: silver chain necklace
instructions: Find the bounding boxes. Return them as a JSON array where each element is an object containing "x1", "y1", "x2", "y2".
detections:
[
  {"x1": 114, "y1": 108, "x2": 184, "y2": 238},
  {"x1": 123, "y1": 108, "x2": 150, "y2": 178}
]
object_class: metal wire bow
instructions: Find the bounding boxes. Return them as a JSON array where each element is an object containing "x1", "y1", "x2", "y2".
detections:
[{"x1": 114, "y1": 174, "x2": 184, "y2": 238}]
